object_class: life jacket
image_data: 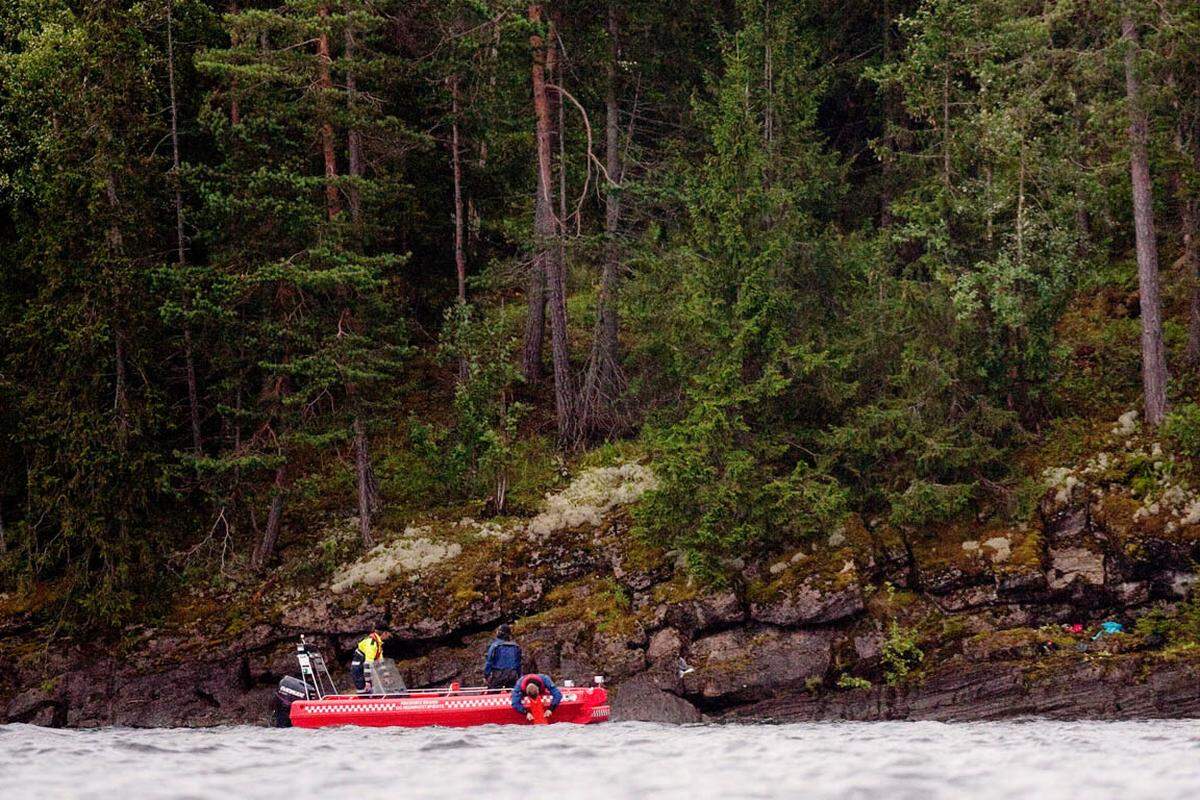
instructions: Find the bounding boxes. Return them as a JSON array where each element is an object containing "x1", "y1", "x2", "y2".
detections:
[
  {"x1": 526, "y1": 695, "x2": 548, "y2": 725},
  {"x1": 357, "y1": 632, "x2": 383, "y2": 661},
  {"x1": 519, "y1": 675, "x2": 548, "y2": 725}
]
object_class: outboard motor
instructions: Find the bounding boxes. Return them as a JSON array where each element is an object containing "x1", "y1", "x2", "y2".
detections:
[{"x1": 270, "y1": 675, "x2": 308, "y2": 728}]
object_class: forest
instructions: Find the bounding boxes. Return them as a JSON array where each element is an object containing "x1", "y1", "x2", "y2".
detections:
[{"x1": 1, "y1": 0, "x2": 1198, "y2": 629}]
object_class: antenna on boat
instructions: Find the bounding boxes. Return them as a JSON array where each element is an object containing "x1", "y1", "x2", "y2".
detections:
[{"x1": 295, "y1": 635, "x2": 340, "y2": 699}]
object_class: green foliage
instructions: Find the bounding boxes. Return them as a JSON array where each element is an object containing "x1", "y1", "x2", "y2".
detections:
[
  {"x1": 881, "y1": 620, "x2": 925, "y2": 686},
  {"x1": 634, "y1": 6, "x2": 851, "y2": 574},
  {"x1": 1164, "y1": 404, "x2": 1200, "y2": 460},
  {"x1": 1, "y1": 0, "x2": 1197, "y2": 631},
  {"x1": 1135, "y1": 595, "x2": 1200, "y2": 647},
  {"x1": 886, "y1": 480, "x2": 975, "y2": 529},
  {"x1": 410, "y1": 303, "x2": 528, "y2": 510},
  {"x1": 836, "y1": 674, "x2": 872, "y2": 691}
]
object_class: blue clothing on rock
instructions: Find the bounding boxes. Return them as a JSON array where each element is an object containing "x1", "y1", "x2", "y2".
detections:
[
  {"x1": 511, "y1": 674, "x2": 562, "y2": 714},
  {"x1": 484, "y1": 638, "x2": 522, "y2": 677},
  {"x1": 1092, "y1": 621, "x2": 1126, "y2": 640}
]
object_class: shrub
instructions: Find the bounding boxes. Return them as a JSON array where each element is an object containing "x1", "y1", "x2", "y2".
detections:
[
  {"x1": 881, "y1": 620, "x2": 924, "y2": 686},
  {"x1": 1135, "y1": 594, "x2": 1200, "y2": 647},
  {"x1": 410, "y1": 304, "x2": 528, "y2": 511},
  {"x1": 836, "y1": 674, "x2": 872, "y2": 691},
  {"x1": 1164, "y1": 404, "x2": 1200, "y2": 460}
]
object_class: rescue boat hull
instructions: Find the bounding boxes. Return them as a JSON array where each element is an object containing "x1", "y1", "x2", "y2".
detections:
[{"x1": 289, "y1": 686, "x2": 610, "y2": 729}]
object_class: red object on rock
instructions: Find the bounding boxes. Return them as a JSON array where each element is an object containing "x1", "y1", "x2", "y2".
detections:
[{"x1": 290, "y1": 685, "x2": 609, "y2": 729}]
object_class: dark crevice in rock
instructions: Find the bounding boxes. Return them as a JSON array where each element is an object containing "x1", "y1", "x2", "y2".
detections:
[{"x1": 193, "y1": 687, "x2": 220, "y2": 708}]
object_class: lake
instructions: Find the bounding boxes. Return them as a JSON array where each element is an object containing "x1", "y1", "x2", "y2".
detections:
[{"x1": 2, "y1": 720, "x2": 1198, "y2": 799}]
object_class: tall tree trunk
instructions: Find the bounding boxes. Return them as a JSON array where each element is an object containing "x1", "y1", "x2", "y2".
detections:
[
  {"x1": 354, "y1": 416, "x2": 375, "y2": 549},
  {"x1": 104, "y1": 174, "x2": 130, "y2": 439},
  {"x1": 582, "y1": 3, "x2": 624, "y2": 433},
  {"x1": 317, "y1": 4, "x2": 340, "y2": 220},
  {"x1": 1184, "y1": 197, "x2": 1200, "y2": 366},
  {"x1": 345, "y1": 22, "x2": 363, "y2": 227},
  {"x1": 942, "y1": 67, "x2": 951, "y2": 190},
  {"x1": 341, "y1": 19, "x2": 374, "y2": 546},
  {"x1": 450, "y1": 75, "x2": 467, "y2": 305},
  {"x1": 522, "y1": 6, "x2": 554, "y2": 385},
  {"x1": 450, "y1": 74, "x2": 470, "y2": 383},
  {"x1": 528, "y1": 3, "x2": 574, "y2": 442},
  {"x1": 229, "y1": 2, "x2": 241, "y2": 125},
  {"x1": 167, "y1": 0, "x2": 204, "y2": 455},
  {"x1": 879, "y1": 0, "x2": 895, "y2": 228},
  {"x1": 522, "y1": 208, "x2": 549, "y2": 384},
  {"x1": 1123, "y1": 16, "x2": 1169, "y2": 425},
  {"x1": 114, "y1": 334, "x2": 129, "y2": 440},
  {"x1": 252, "y1": 464, "x2": 287, "y2": 570},
  {"x1": 1162, "y1": 15, "x2": 1200, "y2": 368}
]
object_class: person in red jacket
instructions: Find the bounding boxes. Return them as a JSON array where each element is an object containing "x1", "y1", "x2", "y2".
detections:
[{"x1": 511, "y1": 673, "x2": 562, "y2": 723}]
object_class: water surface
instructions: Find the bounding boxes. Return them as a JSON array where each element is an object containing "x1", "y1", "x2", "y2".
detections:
[{"x1": 2, "y1": 720, "x2": 1198, "y2": 799}]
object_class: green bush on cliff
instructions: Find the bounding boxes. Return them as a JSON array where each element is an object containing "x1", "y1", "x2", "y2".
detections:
[
  {"x1": 836, "y1": 674, "x2": 872, "y2": 691},
  {"x1": 881, "y1": 620, "x2": 925, "y2": 686},
  {"x1": 1164, "y1": 404, "x2": 1200, "y2": 461},
  {"x1": 1136, "y1": 594, "x2": 1200, "y2": 649}
]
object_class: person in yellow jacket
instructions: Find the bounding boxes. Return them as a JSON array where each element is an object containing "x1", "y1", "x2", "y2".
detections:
[{"x1": 350, "y1": 628, "x2": 391, "y2": 693}]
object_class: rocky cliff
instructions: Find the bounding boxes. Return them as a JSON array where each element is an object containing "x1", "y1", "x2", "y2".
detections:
[{"x1": 3, "y1": 460, "x2": 1199, "y2": 728}]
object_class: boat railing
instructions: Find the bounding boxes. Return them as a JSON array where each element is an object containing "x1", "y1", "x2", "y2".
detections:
[
  {"x1": 296, "y1": 636, "x2": 340, "y2": 700},
  {"x1": 293, "y1": 635, "x2": 604, "y2": 702},
  {"x1": 315, "y1": 684, "x2": 512, "y2": 701}
]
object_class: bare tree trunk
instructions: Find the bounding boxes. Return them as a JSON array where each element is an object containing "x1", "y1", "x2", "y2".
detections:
[
  {"x1": 354, "y1": 416, "x2": 375, "y2": 549},
  {"x1": 942, "y1": 67, "x2": 951, "y2": 190},
  {"x1": 528, "y1": 4, "x2": 574, "y2": 443},
  {"x1": 345, "y1": 22, "x2": 363, "y2": 227},
  {"x1": 103, "y1": 173, "x2": 130, "y2": 439},
  {"x1": 167, "y1": 1, "x2": 204, "y2": 455},
  {"x1": 582, "y1": 3, "x2": 624, "y2": 434},
  {"x1": 340, "y1": 17, "x2": 376, "y2": 540},
  {"x1": 114, "y1": 334, "x2": 129, "y2": 440},
  {"x1": 522, "y1": 209, "x2": 549, "y2": 384},
  {"x1": 1162, "y1": 17, "x2": 1200, "y2": 368},
  {"x1": 229, "y1": 2, "x2": 241, "y2": 125},
  {"x1": 1184, "y1": 197, "x2": 1200, "y2": 365},
  {"x1": 317, "y1": 4, "x2": 340, "y2": 220},
  {"x1": 1123, "y1": 16, "x2": 1169, "y2": 425},
  {"x1": 522, "y1": 6, "x2": 556, "y2": 386},
  {"x1": 252, "y1": 464, "x2": 287, "y2": 570},
  {"x1": 879, "y1": 0, "x2": 895, "y2": 228},
  {"x1": 450, "y1": 75, "x2": 467, "y2": 305}
]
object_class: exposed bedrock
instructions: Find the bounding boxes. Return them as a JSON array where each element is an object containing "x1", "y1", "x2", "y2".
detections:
[{"x1": 3, "y1": 496, "x2": 1199, "y2": 727}]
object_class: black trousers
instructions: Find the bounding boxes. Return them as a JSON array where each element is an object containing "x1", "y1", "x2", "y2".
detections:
[
  {"x1": 486, "y1": 669, "x2": 519, "y2": 689},
  {"x1": 351, "y1": 654, "x2": 366, "y2": 691}
]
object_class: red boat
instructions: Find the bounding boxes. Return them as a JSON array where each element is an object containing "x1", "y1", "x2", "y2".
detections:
[{"x1": 272, "y1": 638, "x2": 610, "y2": 729}]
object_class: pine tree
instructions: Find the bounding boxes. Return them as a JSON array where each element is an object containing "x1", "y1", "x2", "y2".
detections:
[{"x1": 197, "y1": 1, "x2": 409, "y2": 568}]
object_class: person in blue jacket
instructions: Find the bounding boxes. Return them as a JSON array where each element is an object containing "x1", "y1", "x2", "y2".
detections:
[
  {"x1": 483, "y1": 624, "x2": 522, "y2": 689},
  {"x1": 511, "y1": 673, "x2": 562, "y2": 720}
]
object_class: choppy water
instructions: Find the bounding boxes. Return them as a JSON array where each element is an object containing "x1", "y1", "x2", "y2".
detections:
[{"x1": 2, "y1": 720, "x2": 1199, "y2": 799}]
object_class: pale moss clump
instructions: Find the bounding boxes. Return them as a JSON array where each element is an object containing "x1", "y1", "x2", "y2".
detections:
[
  {"x1": 1042, "y1": 466, "x2": 1079, "y2": 506},
  {"x1": 1043, "y1": 410, "x2": 1199, "y2": 528},
  {"x1": 981, "y1": 536, "x2": 1011, "y2": 563},
  {"x1": 330, "y1": 531, "x2": 462, "y2": 593},
  {"x1": 328, "y1": 464, "x2": 655, "y2": 591},
  {"x1": 526, "y1": 463, "x2": 657, "y2": 539},
  {"x1": 1112, "y1": 409, "x2": 1139, "y2": 437},
  {"x1": 961, "y1": 536, "x2": 1011, "y2": 564}
]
